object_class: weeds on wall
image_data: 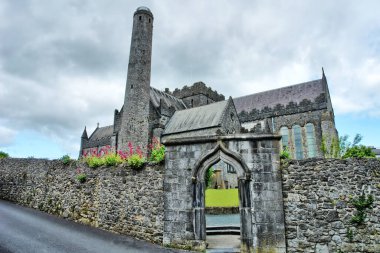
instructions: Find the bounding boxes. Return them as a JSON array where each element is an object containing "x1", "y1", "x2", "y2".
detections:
[
  {"x1": 103, "y1": 153, "x2": 123, "y2": 166},
  {"x1": 350, "y1": 193, "x2": 374, "y2": 226},
  {"x1": 149, "y1": 137, "x2": 165, "y2": 163},
  {"x1": 321, "y1": 136, "x2": 340, "y2": 158},
  {"x1": 76, "y1": 168, "x2": 87, "y2": 183},
  {"x1": 126, "y1": 154, "x2": 145, "y2": 169},
  {"x1": 279, "y1": 147, "x2": 291, "y2": 167},
  {"x1": 346, "y1": 228, "x2": 354, "y2": 242},
  {"x1": 280, "y1": 146, "x2": 291, "y2": 160},
  {"x1": 61, "y1": 155, "x2": 71, "y2": 165},
  {"x1": 83, "y1": 139, "x2": 165, "y2": 169},
  {"x1": 85, "y1": 155, "x2": 104, "y2": 168}
]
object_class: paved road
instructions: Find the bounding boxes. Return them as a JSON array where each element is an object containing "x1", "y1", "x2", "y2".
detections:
[{"x1": 0, "y1": 200, "x2": 190, "y2": 253}]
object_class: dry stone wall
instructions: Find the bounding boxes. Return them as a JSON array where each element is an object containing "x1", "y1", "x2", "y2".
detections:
[
  {"x1": 282, "y1": 158, "x2": 380, "y2": 253},
  {"x1": 0, "y1": 158, "x2": 164, "y2": 244},
  {"x1": 1, "y1": 156, "x2": 380, "y2": 252}
]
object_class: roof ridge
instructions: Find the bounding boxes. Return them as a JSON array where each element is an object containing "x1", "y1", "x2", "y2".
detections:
[
  {"x1": 97, "y1": 125, "x2": 113, "y2": 129},
  {"x1": 218, "y1": 97, "x2": 232, "y2": 126},
  {"x1": 233, "y1": 78, "x2": 322, "y2": 100}
]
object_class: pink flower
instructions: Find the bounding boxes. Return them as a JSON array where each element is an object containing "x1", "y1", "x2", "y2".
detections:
[
  {"x1": 128, "y1": 142, "x2": 133, "y2": 156},
  {"x1": 136, "y1": 146, "x2": 143, "y2": 158}
]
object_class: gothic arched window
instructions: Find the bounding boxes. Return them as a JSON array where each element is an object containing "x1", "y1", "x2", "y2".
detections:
[
  {"x1": 306, "y1": 123, "x2": 317, "y2": 158},
  {"x1": 293, "y1": 125, "x2": 304, "y2": 159},
  {"x1": 280, "y1": 126, "x2": 289, "y2": 149}
]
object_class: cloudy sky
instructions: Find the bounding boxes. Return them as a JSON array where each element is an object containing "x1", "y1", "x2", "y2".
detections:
[{"x1": 1, "y1": 0, "x2": 379, "y2": 158}]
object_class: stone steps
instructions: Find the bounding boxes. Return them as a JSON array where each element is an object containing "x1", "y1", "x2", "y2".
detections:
[
  {"x1": 206, "y1": 248, "x2": 240, "y2": 253},
  {"x1": 206, "y1": 226, "x2": 240, "y2": 235}
]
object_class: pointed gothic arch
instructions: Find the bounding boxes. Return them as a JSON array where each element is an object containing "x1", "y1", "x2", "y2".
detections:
[{"x1": 191, "y1": 140, "x2": 253, "y2": 250}]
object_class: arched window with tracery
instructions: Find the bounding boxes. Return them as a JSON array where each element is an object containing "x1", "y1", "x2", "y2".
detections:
[
  {"x1": 293, "y1": 125, "x2": 304, "y2": 159},
  {"x1": 306, "y1": 123, "x2": 317, "y2": 158},
  {"x1": 280, "y1": 126, "x2": 289, "y2": 149}
]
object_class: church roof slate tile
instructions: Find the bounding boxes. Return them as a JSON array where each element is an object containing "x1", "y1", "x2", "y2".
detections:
[
  {"x1": 233, "y1": 79, "x2": 326, "y2": 114},
  {"x1": 89, "y1": 125, "x2": 114, "y2": 140},
  {"x1": 150, "y1": 87, "x2": 187, "y2": 110},
  {"x1": 163, "y1": 99, "x2": 229, "y2": 135}
]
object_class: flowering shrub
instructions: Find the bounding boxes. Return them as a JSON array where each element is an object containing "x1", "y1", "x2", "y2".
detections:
[
  {"x1": 127, "y1": 154, "x2": 145, "y2": 169},
  {"x1": 83, "y1": 142, "x2": 145, "y2": 169},
  {"x1": 149, "y1": 137, "x2": 165, "y2": 163},
  {"x1": 85, "y1": 155, "x2": 103, "y2": 168},
  {"x1": 103, "y1": 153, "x2": 123, "y2": 166}
]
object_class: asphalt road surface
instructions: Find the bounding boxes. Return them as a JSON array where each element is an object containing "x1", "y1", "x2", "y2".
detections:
[{"x1": 0, "y1": 200, "x2": 190, "y2": 253}]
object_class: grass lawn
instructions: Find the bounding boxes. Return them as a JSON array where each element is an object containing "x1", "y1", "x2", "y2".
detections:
[{"x1": 205, "y1": 189, "x2": 239, "y2": 207}]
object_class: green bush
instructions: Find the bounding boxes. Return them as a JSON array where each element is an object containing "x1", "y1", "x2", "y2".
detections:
[
  {"x1": 76, "y1": 173, "x2": 87, "y2": 183},
  {"x1": 150, "y1": 144, "x2": 165, "y2": 163},
  {"x1": 61, "y1": 155, "x2": 71, "y2": 165},
  {"x1": 280, "y1": 147, "x2": 291, "y2": 160},
  {"x1": 0, "y1": 151, "x2": 9, "y2": 159},
  {"x1": 103, "y1": 153, "x2": 123, "y2": 166},
  {"x1": 343, "y1": 145, "x2": 376, "y2": 159},
  {"x1": 85, "y1": 156, "x2": 104, "y2": 168},
  {"x1": 127, "y1": 154, "x2": 145, "y2": 169}
]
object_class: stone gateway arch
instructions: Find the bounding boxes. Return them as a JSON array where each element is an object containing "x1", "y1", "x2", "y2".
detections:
[{"x1": 162, "y1": 133, "x2": 287, "y2": 253}]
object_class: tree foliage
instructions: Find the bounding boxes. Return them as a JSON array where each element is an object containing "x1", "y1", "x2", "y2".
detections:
[
  {"x1": 322, "y1": 133, "x2": 374, "y2": 159},
  {"x1": 343, "y1": 145, "x2": 376, "y2": 159},
  {"x1": 205, "y1": 167, "x2": 214, "y2": 188},
  {"x1": 0, "y1": 151, "x2": 9, "y2": 159}
]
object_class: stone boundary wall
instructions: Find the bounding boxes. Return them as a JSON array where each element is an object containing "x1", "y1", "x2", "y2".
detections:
[
  {"x1": 0, "y1": 158, "x2": 164, "y2": 244},
  {"x1": 282, "y1": 158, "x2": 380, "y2": 253}
]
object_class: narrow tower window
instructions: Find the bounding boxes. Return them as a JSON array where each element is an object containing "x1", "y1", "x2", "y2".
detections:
[
  {"x1": 139, "y1": 16, "x2": 142, "y2": 21},
  {"x1": 149, "y1": 18, "x2": 151, "y2": 23},
  {"x1": 306, "y1": 123, "x2": 317, "y2": 158},
  {"x1": 293, "y1": 125, "x2": 304, "y2": 159}
]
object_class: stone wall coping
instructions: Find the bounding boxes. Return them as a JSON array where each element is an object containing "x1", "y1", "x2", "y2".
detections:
[{"x1": 162, "y1": 133, "x2": 281, "y2": 145}]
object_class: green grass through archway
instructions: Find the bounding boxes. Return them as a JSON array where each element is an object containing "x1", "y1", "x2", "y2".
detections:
[{"x1": 205, "y1": 189, "x2": 239, "y2": 207}]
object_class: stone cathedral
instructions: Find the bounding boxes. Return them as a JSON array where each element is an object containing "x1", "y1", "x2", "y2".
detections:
[{"x1": 79, "y1": 6, "x2": 338, "y2": 159}]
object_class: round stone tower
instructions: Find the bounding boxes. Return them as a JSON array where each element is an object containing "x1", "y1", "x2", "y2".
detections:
[{"x1": 119, "y1": 7, "x2": 154, "y2": 154}]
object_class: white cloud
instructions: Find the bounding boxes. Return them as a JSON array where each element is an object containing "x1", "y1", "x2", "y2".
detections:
[
  {"x1": 1, "y1": 0, "x2": 380, "y2": 156},
  {"x1": 0, "y1": 125, "x2": 16, "y2": 147}
]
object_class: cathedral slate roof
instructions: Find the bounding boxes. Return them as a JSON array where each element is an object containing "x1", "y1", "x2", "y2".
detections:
[
  {"x1": 233, "y1": 78, "x2": 327, "y2": 122},
  {"x1": 150, "y1": 87, "x2": 187, "y2": 111},
  {"x1": 84, "y1": 125, "x2": 113, "y2": 148},
  {"x1": 163, "y1": 99, "x2": 229, "y2": 135},
  {"x1": 90, "y1": 125, "x2": 114, "y2": 140}
]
